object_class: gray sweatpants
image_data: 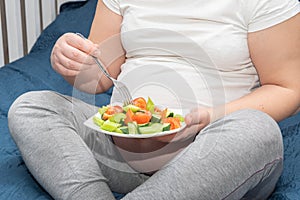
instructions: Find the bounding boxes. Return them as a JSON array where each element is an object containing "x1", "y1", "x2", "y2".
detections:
[{"x1": 8, "y1": 91, "x2": 283, "y2": 200}]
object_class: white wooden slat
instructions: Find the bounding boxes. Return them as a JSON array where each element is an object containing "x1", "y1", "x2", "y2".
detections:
[
  {"x1": 0, "y1": 0, "x2": 80, "y2": 67},
  {"x1": 41, "y1": 1, "x2": 56, "y2": 30},
  {"x1": 0, "y1": 17, "x2": 4, "y2": 67},
  {"x1": 5, "y1": 0, "x2": 23, "y2": 63},
  {"x1": 25, "y1": 0, "x2": 41, "y2": 53},
  {"x1": 0, "y1": 0, "x2": 8, "y2": 66}
]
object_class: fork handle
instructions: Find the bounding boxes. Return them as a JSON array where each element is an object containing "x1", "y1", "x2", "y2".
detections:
[
  {"x1": 76, "y1": 33, "x2": 113, "y2": 81},
  {"x1": 91, "y1": 56, "x2": 113, "y2": 81}
]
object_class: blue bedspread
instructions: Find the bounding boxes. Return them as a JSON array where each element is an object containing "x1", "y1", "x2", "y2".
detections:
[{"x1": 0, "y1": 0, "x2": 299, "y2": 199}]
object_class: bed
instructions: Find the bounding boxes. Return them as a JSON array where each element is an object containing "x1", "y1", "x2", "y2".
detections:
[{"x1": 0, "y1": 0, "x2": 299, "y2": 199}]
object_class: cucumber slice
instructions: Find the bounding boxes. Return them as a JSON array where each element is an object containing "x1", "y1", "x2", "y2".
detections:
[
  {"x1": 123, "y1": 105, "x2": 141, "y2": 113},
  {"x1": 98, "y1": 106, "x2": 108, "y2": 115},
  {"x1": 139, "y1": 123, "x2": 163, "y2": 134},
  {"x1": 166, "y1": 112, "x2": 174, "y2": 117},
  {"x1": 115, "y1": 128, "x2": 123, "y2": 133},
  {"x1": 151, "y1": 114, "x2": 161, "y2": 123},
  {"x1": 93, "y1": 114, "x2": 104, "y2": 127},
  {"x1": 162, "y1": 123, "x2": 171, "y2": 131},
  {"x1": 128, "y1": 122, "x2": 139, "y2": 134},
  {"x1": 119, "y1": 126, "x2": 129, "y2": 134},
  {"x1": 110, "y1": 113, "x2": 126, "y2": 123},
  {"x1": 138, "y1": 122, "x2": 150, "y2": 127},
  {"x1": 166, "y1": 109, "x2": 174, "y2": 117},
  {"x1": 101, "y1": 120, "x2": 121, "y2": 132}
]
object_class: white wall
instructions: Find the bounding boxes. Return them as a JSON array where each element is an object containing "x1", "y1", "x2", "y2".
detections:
[
  {"x1": 2, "y1": 0, "x2": 24, "y2": 65},
  {"x1": 0, "y1": 0, "x2": 83, "y2": 67},
  {"x1": 0, "y1": 10, "x2": 4, "y2": 66}
]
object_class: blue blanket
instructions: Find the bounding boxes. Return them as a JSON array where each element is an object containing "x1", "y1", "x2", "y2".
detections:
[{"x1": 0, "y1": 0, "x2": 299, "y2": 199}]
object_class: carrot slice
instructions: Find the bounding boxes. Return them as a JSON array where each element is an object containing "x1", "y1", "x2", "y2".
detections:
[
  {"x1": 124, "y1": 109, "x2": 134, "y2": 125},
  {"x1": 162, "y1": 117, "x2": 181, "y2": 130}
]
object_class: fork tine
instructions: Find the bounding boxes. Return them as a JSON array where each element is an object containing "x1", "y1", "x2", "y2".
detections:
[
  {"x1": 118, "y1": 84, "x2": 132, "y2": 106},
  {"x1": 120, "y1": 85, "x2": 130, "y2": 100},
  {"x1": 115, "y1": 82, "x2": 132, "y2": 106},
  {"x1": 125, "y1": 88, "x2": 133, "y2": 104}
]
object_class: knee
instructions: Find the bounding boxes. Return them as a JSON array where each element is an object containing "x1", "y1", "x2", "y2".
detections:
[
  {"x1": 232, "y1": 109, "x2": 281, "y2": 136},
  {"x1": 226, "y1": 108, "x2": 275, "y2": 127},
  {"x1": 8, "y1": 90, "x2": 56, "y2": 133},
  {"x1": 8, "y1": 91, "x2": 53, "y2": 118},
  {"x1": 204, "y1": 109, "x2": 283, "y2": 159},
  {"x1": 228, "y1": 109, "x2": 283, "y2": 156}
]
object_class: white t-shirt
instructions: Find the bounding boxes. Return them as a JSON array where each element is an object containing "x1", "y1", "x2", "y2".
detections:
[{"x1": 103, "y1": 0, "x2": 299, "y2": 109}]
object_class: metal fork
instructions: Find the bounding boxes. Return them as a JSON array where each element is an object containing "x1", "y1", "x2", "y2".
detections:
[{"x1": 76, "y1": 33, "x2": 133, "y2": 106}]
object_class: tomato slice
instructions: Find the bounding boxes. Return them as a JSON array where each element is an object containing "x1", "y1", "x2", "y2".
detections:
[
  {"x1": 132, "y1": 97, "x2": 147, "y2": 110},
  {"x1": 162, "y1": 117, "x2": 181, "y2": 130},
  {"x1": 113, "y1": 105, "x2": 123, "y2": 113},
  {"x1": 124, "y1": 109, "x2": 134, "y2": 125},
  {"x1": 105, "y1": 105, "x2": 123, "y2": 115},
  {"x1": 132, "y1": 111, "x2": 152, "y2": 124}
]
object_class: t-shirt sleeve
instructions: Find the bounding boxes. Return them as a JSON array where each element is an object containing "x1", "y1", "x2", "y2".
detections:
[
  {"x1": 102, "y1": 0, "x2": 121, "y2": 15},
  {"x1": 247, "y1": 0, "x2": 300, "y2": 32}
]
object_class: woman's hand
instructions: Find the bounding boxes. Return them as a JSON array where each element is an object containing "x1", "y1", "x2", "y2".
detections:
[
  {"x1": 50, "y1": 1, "x2": 124, "y2": 94},
  {"x1": 51, "y1": 33, "x2": 100, "y2": 77},
  {"x1": 50, "y1": 32, "x2": 115, "y2": 94},
  {"x1": 152, "y1": 107, "x2": 211, "y2": 143}
]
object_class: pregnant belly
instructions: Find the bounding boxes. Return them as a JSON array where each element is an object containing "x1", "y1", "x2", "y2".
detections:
[{"x1": 112, "y1": 136, "x2": 193, "y2": 174}]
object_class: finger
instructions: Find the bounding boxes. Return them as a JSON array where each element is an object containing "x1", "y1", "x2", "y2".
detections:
[
  {"x1": 56, "y1": 40, "x2": 95, "y2": 66},
  {"x1": 74, "y1": 33, "x2": 101, "y2": 57},
  {"x1": 185, "y1": 108, "x2": 210, "y2": 127},
  {"x1": 64, "y1": 33, "x2": 96, "y2": 55},
  {"x1": 56, "y1": 33, "x2": 99, "y2": 66},
  {"x1": 52, "y1": 54, "x2": 80, "y2": 77},
  {"x1": 185, "y1": 110, "x2": 202, "y2": 126},
  {"x1": 53, "y1": 42, "x2": 98, "y2": 73},
  {"x1": 52, "y1": 47, "x2": 82, "y2": 71},
  {"x1": 73, "y1": 33, "x2": 102, "y2": 59},
  {"x1": 52, "y1": 49, "x2": 94, "y2": 76}
]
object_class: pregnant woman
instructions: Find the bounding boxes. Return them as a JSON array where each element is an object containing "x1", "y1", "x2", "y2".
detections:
[{"x1": 8, "y1": 0, "x2": 300, "y2": 199}]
